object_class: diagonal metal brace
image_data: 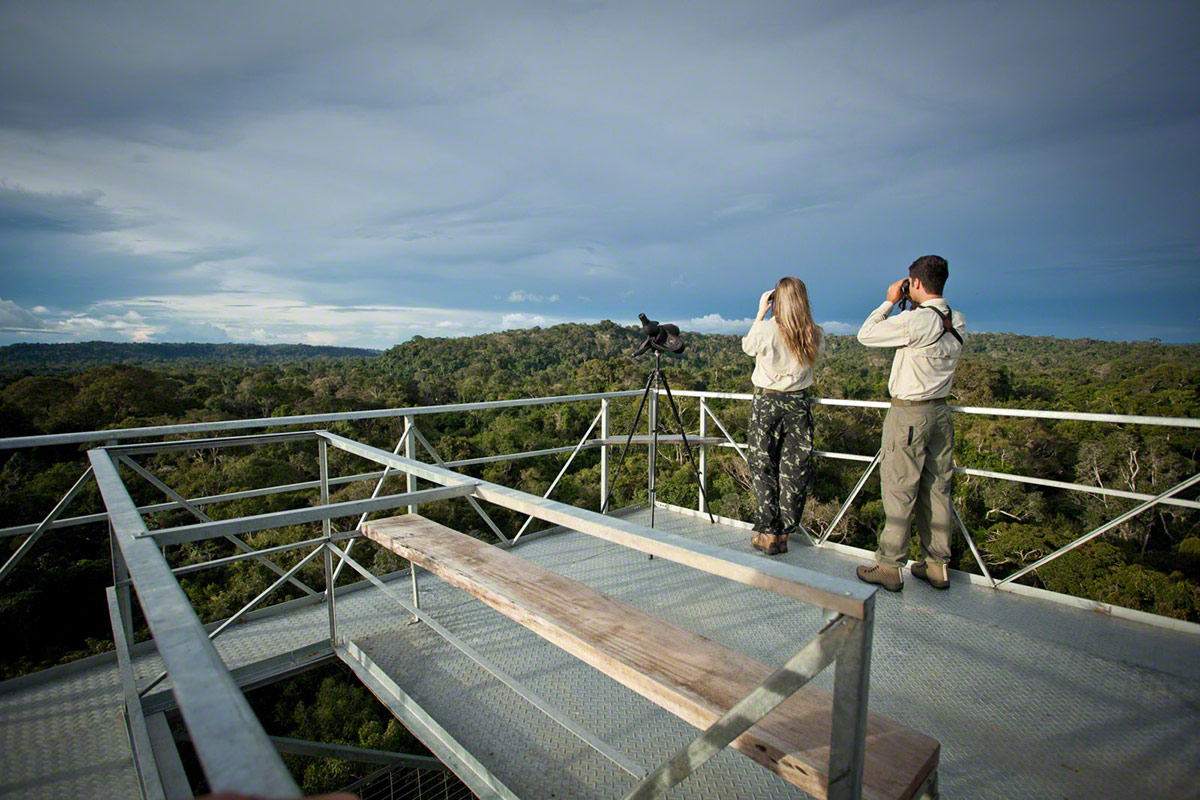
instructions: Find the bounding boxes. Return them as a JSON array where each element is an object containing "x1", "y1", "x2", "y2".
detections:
[
  {"x1": 623, "y1": 614, "x2": 857, "y2": 800},
  {"x1": 139, "y1": 543, "x2": 326, "y2": 697},
  {"x1": 701, "y1": 403, "x2": 749, "y2": 465},
  {"x1": 997, "y1": 469, "x2": 1200, "y2": 588},
  {"x1": 513, "y1": 406, "x2": 604, "y2": 543},
  {"x1": 0, "y1": 465, "x2": 94, "y2": 586},
  {"x1": 117, "y1": 455, "x2": 321, "y2": 598},
  {"x1": 818, "y1": 448, "x2": 882, "y2": 545},
  {"x1": 332, "y1": 424, "x2": 417, "y2": 582},
  {"x1": 411, "y1": 426, "x2": 509, "y2": 545}
]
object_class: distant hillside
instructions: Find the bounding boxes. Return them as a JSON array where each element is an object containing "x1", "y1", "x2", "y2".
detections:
[
  {"x1": 381, "y1": 321, "x2": 1200, "y2": 416},
  {"x1": 0, "y1": 341, "x2": 380, "y2": 373}
]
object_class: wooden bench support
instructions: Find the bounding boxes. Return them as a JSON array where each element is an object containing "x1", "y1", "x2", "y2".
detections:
[{"x1": 362, "y1": 515, "x2": 939, "y2": 800}]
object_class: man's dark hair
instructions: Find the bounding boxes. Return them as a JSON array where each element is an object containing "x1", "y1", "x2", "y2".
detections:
[{"x1": 909, "y1": 255, "x2": 948, "y2": 295}]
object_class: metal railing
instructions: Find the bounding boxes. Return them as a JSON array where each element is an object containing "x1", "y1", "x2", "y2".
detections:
[
  {"x1": 3, "y1": 388, "x2": 1197, "y2": 797},
  {"x1": 79, "y1": 423, "x2": 880, "y2": 799},
  {"x1": 670, "y1": 390, "x2": 1200, "y2": 599}
]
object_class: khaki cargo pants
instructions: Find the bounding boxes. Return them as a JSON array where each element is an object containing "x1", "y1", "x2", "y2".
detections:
[{"x1": 876, "y1": 402, "x2": 954, "y2": 568}]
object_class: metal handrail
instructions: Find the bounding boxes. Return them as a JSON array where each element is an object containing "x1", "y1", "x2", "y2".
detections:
[
  {"x1": 666, "y1": 389, "x2": 1200, "y2": 600},
  {"x1": 10, "y1": 386, "x2": 1188, "y2": 798},
  {"x1": 0, "y1": 389, "x2": 646, "y2": 450}
]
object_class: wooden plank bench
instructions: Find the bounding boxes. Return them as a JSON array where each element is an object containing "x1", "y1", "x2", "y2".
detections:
[{"x1": 362, "y1": 514, "x2": 939, "y2": 800}]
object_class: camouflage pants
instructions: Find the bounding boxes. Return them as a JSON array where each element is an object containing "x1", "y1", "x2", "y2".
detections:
[{"x1": 748, "y1": 391, "x2": 814, "y2": 535}]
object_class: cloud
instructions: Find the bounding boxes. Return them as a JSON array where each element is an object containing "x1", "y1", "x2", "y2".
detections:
[
  {"x1": 0, "y1": 298, "x2": 47, "y2": 330},
  {"x1": 0, "y1": 3, "x2": 1197, "y2": 342},
  {"x1": 820, "y1": 320, "x2": 857, "y2": 335},
  {"x1": 683, "y1": 314, "x2": 755, "y2": 334},
  {"x1": 507, "y1": 290, "x2": 559, "y2": 303},
  {"x1": 0, "y1": 184, "x2": 137, "y2": 234},
  {"x1": 502, "y1": 313, "x2": 550, "y2": 330}
]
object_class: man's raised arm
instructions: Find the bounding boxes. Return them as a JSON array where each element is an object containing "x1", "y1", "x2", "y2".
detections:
[{"x1": 857, "y1": 278, "x2": 911, "y2": 348}]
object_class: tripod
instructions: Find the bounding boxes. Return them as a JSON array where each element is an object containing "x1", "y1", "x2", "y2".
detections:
[{"x1": 601, "y1": 351, "x2": 715, "y2": 528}]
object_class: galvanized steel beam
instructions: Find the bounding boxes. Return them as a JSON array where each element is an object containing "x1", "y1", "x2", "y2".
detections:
[
  {"x1": 319, "y1": 432, "x2": 875, "y2": 618},
  {"x1": 1, "y1": 390, "x2": 645, "y2": 450},
  {"x1": 328, "y1": 542, "x2": 645, "y2": 779},
  {"x1": 144, "y1": 484, "x2": 479, "y2": 546},
  {"x1": 337, "y1": 640, "x2": 523, "y2": 800},
  {"x1": 106, "y1": 587, "x2": 167, "y2": 800},
  {"x1": 623, "y1": 615, "x2": 858, "y2": 800},
  {"x1": 89, "y1": 448, "x2": 300, "y2": 798}
]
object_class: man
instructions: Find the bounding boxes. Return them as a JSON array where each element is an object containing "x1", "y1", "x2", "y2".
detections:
[{"x1": 855, "y1": 255, "x2": 966, "y2": 592}]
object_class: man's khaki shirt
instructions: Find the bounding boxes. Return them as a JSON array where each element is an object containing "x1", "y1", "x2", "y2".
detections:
[{"x1": 856, "y1": 299, "x2": 966, "y2": 401}]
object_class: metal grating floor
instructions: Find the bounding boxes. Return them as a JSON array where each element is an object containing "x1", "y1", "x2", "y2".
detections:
[
  {"x1": 2, "y1": 504, "x2": 1198, "y2": 799},
  {"x1": 356, "y1": 505, "x2": 1200, "y2": 800}
]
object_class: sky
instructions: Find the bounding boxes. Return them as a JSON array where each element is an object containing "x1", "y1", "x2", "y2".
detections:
[{"x1": 1, "y1": 1, "x2": 1198, "y2": 349}]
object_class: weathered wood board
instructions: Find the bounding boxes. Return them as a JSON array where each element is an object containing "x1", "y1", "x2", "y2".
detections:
[{"x1": 362, "y1": 514, "x2": 939, "y2": 800}]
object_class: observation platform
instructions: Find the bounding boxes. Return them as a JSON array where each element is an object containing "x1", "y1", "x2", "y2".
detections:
[{"x1": 3, "y1": 503, "x2": 1196, "y2": 800}]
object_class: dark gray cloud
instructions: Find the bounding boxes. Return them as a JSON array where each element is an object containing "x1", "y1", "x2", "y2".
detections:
[
  {"x1": 0, "y1": 185, "x2": 131, "y2": 233},
  {"x1": 0, "y1": 0, "x2": 1197, "y2": 345}
]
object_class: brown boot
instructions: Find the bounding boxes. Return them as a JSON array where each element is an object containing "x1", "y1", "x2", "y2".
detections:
[
  {"x1": 911, "y1": 561, "x2": 950, "y2": 590},
  {"x1": 856, "y1": 563, "x2": 903, "y2": 592},
  {"x1": 751, "y1": 532, "x2": 782, "y2": 555},
  {"x1": 777, "y1": 533, "x2": 789, "y2": 554}
]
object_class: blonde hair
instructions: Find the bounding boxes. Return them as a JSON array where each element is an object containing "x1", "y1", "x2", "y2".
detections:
[{"x1": 773, "y1": 276, "x2": 823, "y2": 366}]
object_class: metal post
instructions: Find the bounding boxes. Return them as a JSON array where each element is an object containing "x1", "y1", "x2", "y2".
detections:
[
  {"x1": 319, "y1": 439, "x2": 331, "y2": 540},
  {"x1": 622, "y1": 615, "x2": 857, "y2": 800},
  {"x1": 404, "y1": 416, "x2": 417, "y2": 514},
  {"x1": 649, "y1": 353, "x2": 660, "y2": 527},
  {"x1": 828, "y1": 594, "x2": 874, "y2": 800},
  {"x1": 325, "y1": 544, "x2": 337, "y2": 645},
  {"x1": 410, "y1": 564, "x2": 420, "y2": 624},
  {"x1": 600, "y1": 399, "x2": 610, "y2": 513},
  {"x1": 110, "y1": 519, "x2": 134, "y2": 644},
  {"x1": 698, "y1": 398, "x2": 708, "y2": 514},
  {"x1": 319, "y1": 439, "x2": 336, "y2": 645}
]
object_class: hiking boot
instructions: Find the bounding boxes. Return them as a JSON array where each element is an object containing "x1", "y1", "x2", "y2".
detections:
[
  {"x1": 778, "y1": 533, "x2": 789, "y2": 554},
  {"x1": 855, "y1": 563, "x2": 903, "y2": 592},
  {"x1": 751, "y1": 532, "x2": 783, "y2": 556},
  {"x1": 911, "y1": 561, "x2": 950, "y2": 590}
]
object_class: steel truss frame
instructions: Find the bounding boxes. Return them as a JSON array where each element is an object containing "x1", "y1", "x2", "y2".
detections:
[
  {"x1": 7, "y1": 388, "x2": 1195, "y2": 599},
  {"x1": 81, "y1": 426, "x2": 881, "y2": 799},
  {"x1": 317, "y1": 431, "x2": 879, "y2": 800},
  {"x1": 2, "y1": 388, "x2": 1197, "y2": 797},
  {"x1": 675, "y1": 389, "x2": 1200, "y2": 592}
]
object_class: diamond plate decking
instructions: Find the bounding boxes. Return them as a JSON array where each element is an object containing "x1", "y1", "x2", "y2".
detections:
[{"x1": 3, "y1": 505, "x2": 1198, "y2": 799}]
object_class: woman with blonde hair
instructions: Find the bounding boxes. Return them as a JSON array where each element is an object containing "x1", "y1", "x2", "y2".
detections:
[{"x1": 740, "y1": 277, "x2": 823, "y2": 555}]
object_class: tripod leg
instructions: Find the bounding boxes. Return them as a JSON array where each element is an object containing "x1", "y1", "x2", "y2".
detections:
[
  {"x1": 601, "y1": 371, "x2": 655, "y2": 514},
  {"x1": 660, "y1": 375, "x2": 716, "y2": 523}
]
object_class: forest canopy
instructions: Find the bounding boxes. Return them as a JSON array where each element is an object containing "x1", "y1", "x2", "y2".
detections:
[{"x1": 2, "y1": 327, "x2": 1198, "y2": 687}]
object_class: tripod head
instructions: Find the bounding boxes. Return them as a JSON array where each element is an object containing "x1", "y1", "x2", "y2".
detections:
[{"x1": 631, "y1": 312, "x2": 686, "y2": 357}]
